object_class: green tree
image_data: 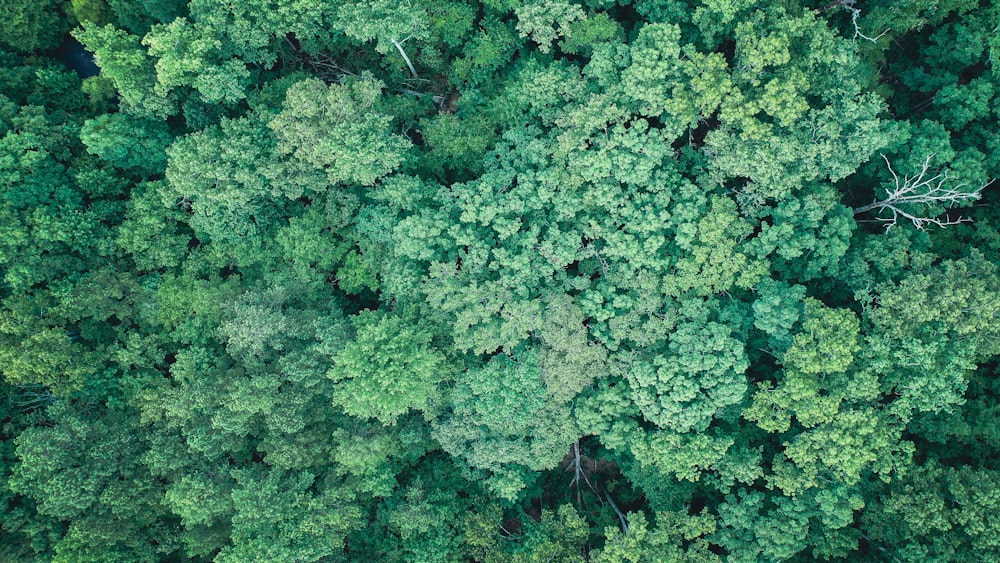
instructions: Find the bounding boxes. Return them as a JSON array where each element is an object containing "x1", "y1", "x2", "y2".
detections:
[
  {"x1": 74, "y1": 24, "x2": 176, "y2": 118},
  {"x1": 0, "y1": 0, "x2": 67, "y2": 52},
  {"x1": 863, "y1": 460, "x2": 1000, "y2": 561},
  {"x1": 328, "y1": 311, "x2": 449, "y2": 425},
  {"x1": 628, "y1": 316, "x2": 748, "y2": 434},
  {"x1": 80, "y1": 113, "x2": 172, "y2": 175},
  {"x1": 9, "y1": 403, "x2": 175, "y2": 562},
  {"x1": 433, "y1": 350, "x2": 578, "y2": 500},
  {"x1": 269, "y1": 77, "x2": 411, "y2": 187}
]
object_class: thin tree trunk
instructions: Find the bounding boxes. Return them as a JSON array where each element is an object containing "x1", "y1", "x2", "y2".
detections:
[
  {"x1": 605, "y1": 490, "x2": 628, "y2": 533},
  {"x1": 391, "y1": 38, "x2": 419, "y2": 79}
]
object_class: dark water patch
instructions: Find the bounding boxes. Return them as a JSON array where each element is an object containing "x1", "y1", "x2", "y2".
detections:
[{"x1": 55, "y1": 36, "x2": 99, "y2": 78}]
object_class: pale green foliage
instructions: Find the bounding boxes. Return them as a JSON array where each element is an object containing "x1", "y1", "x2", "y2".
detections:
[
  {"x1": 664, "y1": 193, "x2": 767, "y2": 296},
  {"x1": 514, "y1": 0, "x2": 585, "y2": 54},
  {"x1": 784, "y1": 299, "x2": 860, "y2": 376},
  {"x1": 328, "y1": 311, "x2": 447, "y2": 425},
  {"x1": 631, "y1": 428, "x2": 735, "y2": 483},
  {"x1": 163, "y1": 471, "x2": 234, "y2": 528},
  {"x1": 269, "y1": 77, "x2": 411, "y2": 186},
  {"x1": 143, "y1": 18, "x2": 251, "y2": 104},
  {"x1": 560, "y1": 13, "x2": 622, "y2": 56},
  {"x1": 537, "y1": 294, "x2": 607, "y2": 403},
  {"x1": 745, "y1": 299, "x2": 873, "y2": 433},
  {"x1": 622, "y1": 23, "x2": 732, "y2": 139},
  {"x1": 219, "y1": 285, "x2": 316, "y2": 363},
  {"x1": 769, "y1": 407, "x2": 914, "y2": 496},
  {"x1": 592, "y1": 510, "x2": 719, "y2": 563},
  {"x1": 0, "y1": 317, "x2": 96, "y2": 392},
  {"x1": 74, "y1": 24, "x2": 176, "y2": 118},
  {"x1": 219, "y1": 467, "x2": 363, "y2": 562},
  {"x1": 335, "y1": 0, "x2": 429, "y2": 54},
  {"x1": 705, "y1": 11, "x2": 894, "y2": 206}
]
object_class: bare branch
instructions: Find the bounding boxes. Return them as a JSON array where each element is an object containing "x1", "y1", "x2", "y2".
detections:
[
  {"x1": 823, "y1": 0, "x2": 889, "y2": 43},
  {"x1": 577, "y1": 241, "x2": 611, "y2": 278},
  {"x1": 15, "y1": 384, "x2": 59, "y2": 412},
  {"x1": 605, "y1": 490, "x2": 629, "y2": 534},
  {"x1": 391, "y1": 38, "x2": 420, "y2": 79},
  {"x1": 854, "y1": 153, "x2": 992, "y2": 232},
  {"x1": 847, "y1": 5, "x2": 889, "y2": 43}
]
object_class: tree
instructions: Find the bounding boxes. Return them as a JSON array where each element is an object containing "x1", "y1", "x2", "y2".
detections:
[
  {"x1": 863, "y1": 252, "x2": 1000, "y2": 416},
  {"x1": 432, "y1": 350, "x2": 579, "y2": 500},
  {"x1": 80, "y1": 113, "x2": 172, "y2": 175},
  {"x1": 142, "y1": 17, "x2": 253, "y2": 104},
  {"x1": 9, "y1": 403, "x2": 176, "y2": 562},
  {"x1": 74, "y1": 24, "x2": 176, "y2": 118},
  {"x1": 591, "y1": 510, "x2": 719, "y2": 563},
  {"x1": 219, "y1": 467, "x2": 363, "y2": 562},
  {"x1": 2, "y1": 0, "x2": 1000, "y2": 560},
  {"x1": 0, "y1": 0, "x2": 67, "y2": 52},
  {"x1": 514, "y1": 0, "x2": 585, "y2": 54},
  {"x1": 863, "y1": 460, "x2": 1000, "y2": 561},
  {"x1": 327, "y1": 311, "x2": 449, "y2": 425},
  {"x1": 334, "y1": 0, "x2": 428, "y2": 70},
  {"x1": 268, "y1": 77, "x2": 412, "y2": 187},
  {"x1": 627, "y1": 317, "x2": 748, "y2": 434},
  {"x1": 163, "y1": 112, "x2": 318, "y2": 250},
  {"x1": 745, "y1": 298, "x2": 869, "y2": 434}
]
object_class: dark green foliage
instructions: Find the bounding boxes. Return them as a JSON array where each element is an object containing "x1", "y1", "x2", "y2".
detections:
[
  {"x1": 0, "y1": 0, "x2": 68, "y2": 52},
  {"x1": 1, "y1": 0, "x2": 999, "y2": 560}
]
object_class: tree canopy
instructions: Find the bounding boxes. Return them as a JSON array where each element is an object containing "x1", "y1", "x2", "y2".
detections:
[{"x1": 1, "y1": 0, "x2": 999, "y2": 560}]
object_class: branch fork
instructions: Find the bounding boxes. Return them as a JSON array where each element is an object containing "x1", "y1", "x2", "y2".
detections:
[{"x1": 854, "y1": 154, "x2": 992, "y2": 231}]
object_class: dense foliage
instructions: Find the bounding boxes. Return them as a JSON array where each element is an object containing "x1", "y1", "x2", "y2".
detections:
[{"x1": 1, "y1": 0, "x2": 999, "y2": 560}]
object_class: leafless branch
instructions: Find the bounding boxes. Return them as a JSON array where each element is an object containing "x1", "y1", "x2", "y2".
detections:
[
  {"x1": 577, "y1": 241, "x2": 611, "y2": 278},
  {"x1": 391, "y1": 38, "x2": 419, "y2": 79},
  {"x1": 565, "y1": 441, "x2": 601, "y2": 509},
  {"x1": 854, "y1": 154, "x2": 992, "y2": 232},
  {"x1": 400, "y1": 88, "x2": 445, "y2": 106},
  {"x1": 605, "y1": 490, "x2": 629, "y2": 534},
  {"x1": 15, "y1": 384, "x2": 59, "y2": 412},
  {"x1": 498, "y1": 524, "x2": 521, "y2": 540},
  {"x1": 823, "y1": 0, "x2": 889, "y2": 43}
]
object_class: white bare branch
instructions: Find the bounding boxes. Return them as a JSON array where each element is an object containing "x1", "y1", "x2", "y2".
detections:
[
  {"x1": 847, "y1": 5, "x2": 889, "y2": 43},
  {"x1": 605, "y1": 490, "x2": 629, "y2": 533},
  {"x1": 854, "y1": 154, "x2": 993, "y2": 232},
  {"x1": 391, "y1": 38, "x2": 419, "y2": 79},
  {"x1": 824, "y1": 0, "x2": 889, "y2": 43}
]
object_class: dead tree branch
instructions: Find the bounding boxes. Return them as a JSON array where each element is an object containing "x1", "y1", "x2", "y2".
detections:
[
  {"x1": 823, "y1": 0, "x2": 889, "y2": 43},
  {"x1": 15, "y1": 384, "x2": 59, "y2": 412},
  {"x1": 605, "y1": 490, "x2": 629, "y2": 534},
  {"x1": 854, "y1": 154, "x2": 992, "y2": 232},
  {"x1": 391, "y1": 38, "x2": 419, "y2": 79},
  {"x1": 565, "y1": 441, "x2": 602, "y2": 509}
]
